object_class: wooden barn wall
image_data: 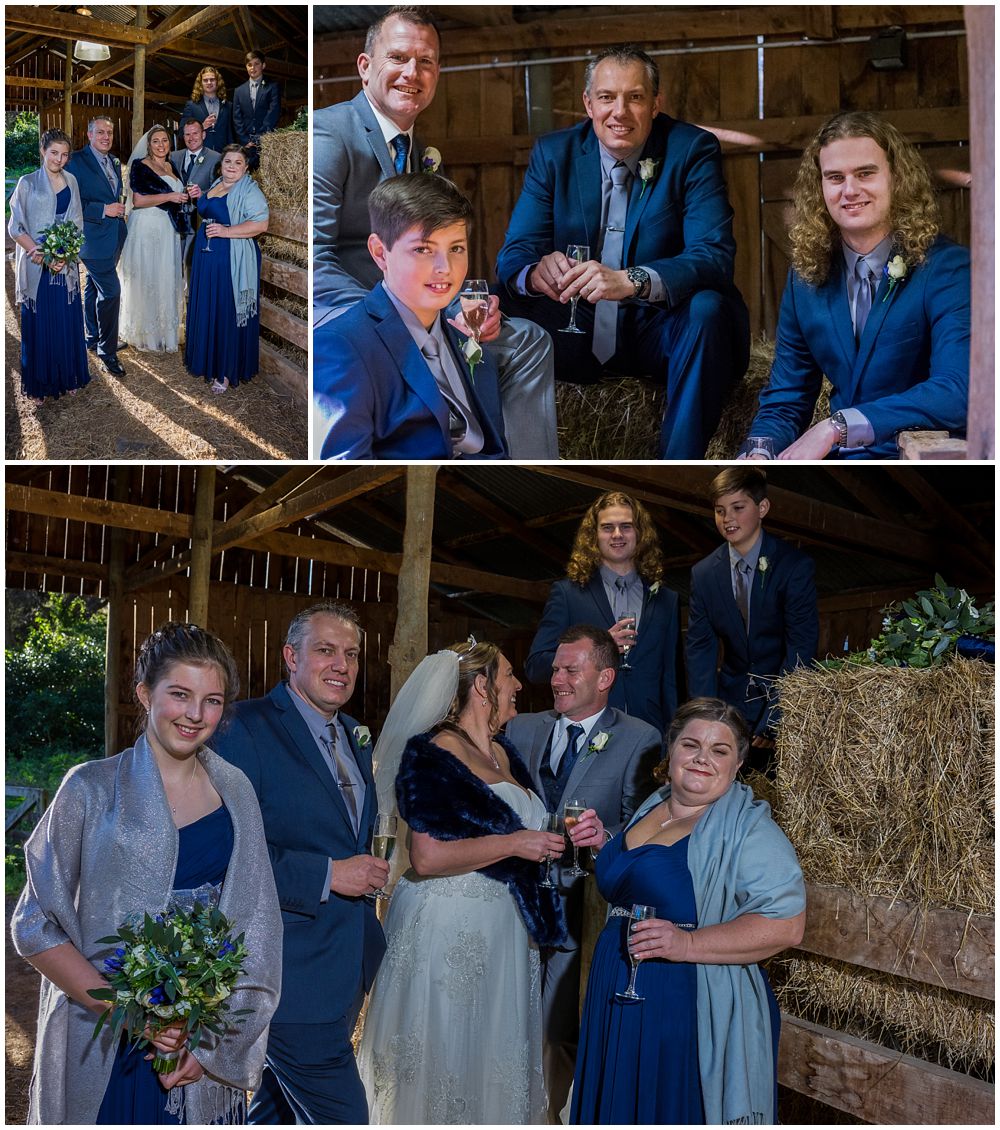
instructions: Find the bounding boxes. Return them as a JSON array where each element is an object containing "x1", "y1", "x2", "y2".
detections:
[{"x1": 314, "y1": 6, "x2": 969, "y2": 339}]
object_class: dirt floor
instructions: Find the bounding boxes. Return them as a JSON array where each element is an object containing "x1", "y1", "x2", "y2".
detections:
[
  {"x1": 5, "y1": 899, "x2": 36, "y2": 1125},
  {"x1": 5, "y1": 247, "x2": 307, "y2": 461}
]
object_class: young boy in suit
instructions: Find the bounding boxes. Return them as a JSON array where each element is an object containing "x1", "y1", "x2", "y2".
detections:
[
  {"x1": 685, "y1": 468, "x2": 819, "y2": 770},
  {"x1": 314, "y1": 173, "x2": 509, "y2": 460}
]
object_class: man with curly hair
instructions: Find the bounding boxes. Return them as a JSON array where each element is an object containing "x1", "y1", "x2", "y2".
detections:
[
  {"x1": 181, "y1": 65, "x2": 234, "y2": 151},
  {"x1": 747, "y1": 111, "x2": 970, "y2": 460},
  {"x1": 525, "y1": 491, "x2": 681, "y2": 731}
]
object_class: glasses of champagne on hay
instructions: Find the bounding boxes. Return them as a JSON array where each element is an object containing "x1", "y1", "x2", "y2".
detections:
[{"x1": 371, "y1": 813, "x2": 397, "y2": 901}]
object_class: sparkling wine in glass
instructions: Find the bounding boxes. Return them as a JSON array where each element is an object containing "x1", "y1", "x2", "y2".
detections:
[
  {"x1": 746, "y1": 436, "x2": 776, "y2": 460},
  {"x1": 559, "y1": 244, "x2": 589, "y2": 334},
  {"x1": 615, "y1": 903, "x2": 656, "y2": 1002},
  {"x1": 540, "y1": 812, "x2": 565, "y2": 889},
  {"x1": 562, "y1": 798, "x2": 587, "y2": 878},
  {"x1": 371, "y1": 813, "x2": 397, "y2": 901},
  {"x1": 459, "y1": 279, "x2": 490, "y2": 345},
  {"x1": 619, "y1": 611, "x2": 638, "y2": 670}
]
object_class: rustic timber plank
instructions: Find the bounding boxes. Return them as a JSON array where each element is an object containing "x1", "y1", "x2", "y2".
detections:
[
  {"x1": 267, "y1": 208, "x2": 308, "y2": 243},
  {"x1": 4, "y1": 553, "x2": 107, "y2": 582},
  {"x1": 258, "y1": 341, "x2": 306, "y2": 407},
  {"x1": 897, "y1": 431, "x2": 970, "y2": 459},
  {"x1": 5, "y1": 485, "x2": 191, "y2": 538},
  {"x1": 259, "y1": 297, "x2": 307, "y2": 351},
  {"x1": 261, "y1": 254, "x2": 308, "y2": 299}
]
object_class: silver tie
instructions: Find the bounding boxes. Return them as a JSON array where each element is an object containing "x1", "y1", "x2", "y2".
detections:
[{"x1": 592, "y1": 161, "x2": 631, "y2": 364}]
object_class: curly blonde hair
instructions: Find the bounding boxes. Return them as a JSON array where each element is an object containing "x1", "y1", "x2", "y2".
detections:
[
  {"x1": 566, "y1": 491, "x2": 664, "y2": 586},
  {"x1": 789, "y1": 111, "x2": 940, "y2": 286},
  {"x1": 191, "y1": 66, "x2": 228, "y2": 104}
]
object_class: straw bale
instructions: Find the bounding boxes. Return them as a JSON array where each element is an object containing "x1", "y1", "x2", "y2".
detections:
[
  {"x1": 260, "y1": 234, "x2": 307, "y2": 269},
  {"x1": 774, "y1": 659, "x2": 994, "y2": 914},
  {"x1": 258, "y1": 130, "x2": 307, "y2": 212}
]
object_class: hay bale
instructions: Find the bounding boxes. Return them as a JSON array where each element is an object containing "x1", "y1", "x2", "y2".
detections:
[
  {"x1": 258, "y1": 130, "x2": 307, "y2": 211},
  {"x1": 260, "y1": 234, "x2": 306, "y2": 269}
]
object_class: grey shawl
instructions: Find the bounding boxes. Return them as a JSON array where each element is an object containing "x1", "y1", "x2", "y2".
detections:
[
  {"x1": 627, "y1": 781, "x2": 805, "y2": 1124},
  {"x1": 213, "y1": 173, "x2": 268, "y2": 327},
  {"x1": 11, "y1": 734, "x2": 283, "y2": 1125},
  {"x1": 7, "y1": 166, "x2": 84, "y2": 310}
]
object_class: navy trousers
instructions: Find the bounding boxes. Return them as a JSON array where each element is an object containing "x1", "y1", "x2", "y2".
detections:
[{"x1": 81, "y1": 253, "x2": 123, "y2": 358}]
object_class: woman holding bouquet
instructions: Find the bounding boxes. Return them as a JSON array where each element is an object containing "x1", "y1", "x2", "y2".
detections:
[
  {"x1": 11, "y1": 623, "x2": 282, "y2": 1125},
  {"x1": 184, "y1": 144, "x2": 268, "y2": 394},
  {"x1": 8, "y1": 127, "x2": 90, "y2": 403},
  {"x1": 119, "y1": 124, "x2": 193, "y2": 352}
]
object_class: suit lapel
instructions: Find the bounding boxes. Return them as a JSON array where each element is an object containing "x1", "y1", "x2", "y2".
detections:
[
  {"x1": 561, "y1": 705, "x2": 615, "y2": 802},
  {"x1": 823, "y1": 258, "x2": 856, "y2": 379},
  {"x1": 849, "y1": 268, "x2": 895, "y2": 403},
  {"x1": 623, "y1": 120, "x2": 667, "y2": 259},
  {"x1": 712, "y1": 545, "x2": 746, "y2": 640},
  {"x1": 574, "y1": 131, "x2": 603, "y2": 251},
  {"x1": 586, "y1": 573, "x2": 615, "y2": 626},
  {"x1": 354, "y1": 91, "x2": 395, "y2": 180},
  {"x1": 272, "y1": 686, "x2": 353, "y2": 827}
]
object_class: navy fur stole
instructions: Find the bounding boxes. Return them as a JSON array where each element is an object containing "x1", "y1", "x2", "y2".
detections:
[
  {"x1": 129, "y1": 160, "x2": 192, "y2": 236},
  {"x1": 396, "y1": 731, "x2": 567, "y2": 947}
]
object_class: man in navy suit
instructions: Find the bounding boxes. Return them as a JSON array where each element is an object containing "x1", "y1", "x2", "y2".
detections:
[
  {"x1": 747, "y1": 111, "x2": 970, "y2": 460},
  {"x1": 181, "y1": 64, "x2": 234, "y2": 151},
  {"x1": 686, "y1": 468, "x2": 818, "y2": 770},
  {"x1": 526, "y1": 490, "x2": 681, "y2": 732},
  {"x1": 315, "y1": 172, "x2": 509, "y2": 460},
  {"x1": 213, "y1": 603, "x2": 388, "y2": 1124},
  {"x1": 312, "y1": 5, "x2": 558, "y2": 459},
  {"x1": 507, "y1": 625, "x2": 660, "y2": 1119},
  {"x1": 66, "y1": 116, "x2": 128, "y2": 377},
  {"x1": 233, "y1": 49, "x2": 280, "y2": 169},
  {"x1": 496, "y1": 45, "x2": 749, "y2": 458}
]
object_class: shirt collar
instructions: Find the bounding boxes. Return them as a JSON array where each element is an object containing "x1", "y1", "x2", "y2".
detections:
[
  {"x1": 842, "y1": 233, "x2": 893, "y2": 280},
  {"x1": 598, "y1": 143, "x2": 639, "y2": 179},
  {"x1": 364, "y1": 94, "x2": 416, "y2": 153},
  {"x1": 286, "y1": 682, "x2": 338, "y2": 742},
  {"x1": 90, "y1": 145, "x2": 114, "y2": 166},
  {"x1": 728, "y1": 530, "x2": 764, "y2": 572},
  {"x1": 599, "y1": 563, "x2": 639, "y2": 589},
  {"x1": 556, "y1": 707, "x2": 607, "y2": 742},
  {"x1": 381, "y1": 280, "x2": 441, "y2": 344}
]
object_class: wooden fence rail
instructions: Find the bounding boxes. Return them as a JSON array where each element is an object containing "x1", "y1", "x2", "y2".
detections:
[
  {"x1": 258, "y1": 207, "x2": 307, "y2": 409},
  {"x1": 5, "y1": 786, "x2": 45, "y2": 833}
]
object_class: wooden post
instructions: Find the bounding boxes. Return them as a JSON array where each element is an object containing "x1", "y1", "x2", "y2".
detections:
[
  {"x1": 131, "y1": 5, "x2": 148, "y2": 149},
  {"x1": 387, "y1": 466, "x2": 438, "y2": 698},
  {"x1": 188, "y1": 466, "x2": 216, "y2": 629},
  {"x1": 964, "y1": 5, "x2": 995, "y2": 459},
  {"x1": 63, "y1": 40, "x2": 73, "y2": 137},
  {"x1": 104, "y1": 469, "x2": 130, "y2": 757}
]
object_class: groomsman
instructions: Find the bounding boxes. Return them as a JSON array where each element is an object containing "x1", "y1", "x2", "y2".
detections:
[
  {"x1": 686, "y1": 467, "x2": 818, "y2": 770},
  {"x1": 234, "y1": 49, "x2": 281, "y2": 169},
  {"x1": 170, "y1": 119, "x2": 220, "y2": 267},
  {"x1": 213, "y1": 603, "x2": 387, "y2": 1123},
  {"x1": 66, "y1": 116, "x2": 128, "y2": 377},
  {"x1": 507, "y1": 624, "x2": 660, "y2": 1121},
  {"x1": 312, "y1": 4, "x2": 558, "y2": 459},
  {"x1": 496, "y1": 45, "x2": 750, "y2": 458}
]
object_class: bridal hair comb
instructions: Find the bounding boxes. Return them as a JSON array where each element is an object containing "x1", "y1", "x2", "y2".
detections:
[{"x1": 467, "y1": 633, "x2": 478, "y2": 646}]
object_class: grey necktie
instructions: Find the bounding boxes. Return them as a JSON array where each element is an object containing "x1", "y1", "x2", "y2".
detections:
[
  {"x1": 420, "y1": 336, "x2": 471, "y2": 451},
  {"x1": 101, "y1": 155, "x2": 117, "y2": 192},
  {"x1": 326, "y1": 722, "x2": 359, "y2": 832},
  {"x1": 250, "y1": 81, "x2": 258, "y2": 108},
  {"x1": 854, "y1": 256, "x2": 875, "y2": 342},
  {"x1": 593, "y1": 161, "x2": 630, "y2": 364},
  {"x1": 734, "y1": 560, "x2": 750, "y2": 627},
  {"x1": 613, "y1": 575, "x2": 629, "y2": 620}
]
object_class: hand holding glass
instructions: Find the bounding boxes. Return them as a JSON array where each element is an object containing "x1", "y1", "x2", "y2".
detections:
[
  {"x1": 559, "y1": 245, "x2": 589, "y2": 333},
  {"x1": 616, "y1": 903, "x2": 656, "y2": 1002},
  {"x1": 459, "y1": 279, "x2": 490, "y2": 345},
  {"x1": 619, "y1": 613, "x2": 638, "y2": 670},
  {"x1": 540, "y1": 813, "x2": 565, "y2": 889},
  {"x1": 562, "y1": 798, "x2": 588, "y2": 877},
  {"x1": 371, "y1": 814, "x2": 397, "y2": 901},
  {"x1": 746, "y1": 436, "x2": 776, "y2": 460}
]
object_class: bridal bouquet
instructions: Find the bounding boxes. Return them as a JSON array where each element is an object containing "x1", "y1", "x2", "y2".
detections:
[
  {"x1": 36, "y1": 219, "x2": 84, "y2": 269},
  {"x1": 89, "y1": 887, "x2": 250, "y2": 1073}
]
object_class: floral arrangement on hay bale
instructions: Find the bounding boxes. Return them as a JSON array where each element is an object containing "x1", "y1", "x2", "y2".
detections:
[{"x1": 764, "y1": 580, "x2": 994, "y2": 1078}]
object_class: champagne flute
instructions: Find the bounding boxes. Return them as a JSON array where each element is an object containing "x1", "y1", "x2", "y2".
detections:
[
  {"x1": 562, "y1": 797, "x2": 587, "y2": 878},
  {"x1": 539, "y1": 812, "x2": 565, "y2": 889},
  {"x1": 559, "y1": 244, "x2": 589, "y2": 333},
  {"x1": 619, "y1": 611, "x2": 638, "y2": 670},
  {"x1": 370, "y1": 813, "x2": 397, "y2": 901},
  {"x1": 746, "y1": 436, "x2": 776, "y2": 460},
  {"x1": 459, "y1": 279, "x2": 490, "y2": 347},
  {"x1": 615, "y1": 903, "x2": 656, "y2": 1002}
]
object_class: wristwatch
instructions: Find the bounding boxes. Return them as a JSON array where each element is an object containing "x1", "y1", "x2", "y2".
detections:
[
  {"x1": 625, "y1": 266, "x2": 651, "y2": 300},
  {"x1": 829, "y1": 411, "x2": 849, "y2": 448}
]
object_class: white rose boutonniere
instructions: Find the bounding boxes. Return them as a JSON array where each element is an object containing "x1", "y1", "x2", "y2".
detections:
[
  {"x1": 882, "y1": 255, "x2": 907, "y2": 302},
  {"x1": 354, "y1": 725, "x2": 372, "y2": 749},
  {"x1": 580, "y1": 731, "x2": 611, "y2": 764},
  {"x1": 649, "y1": 581, "x2": 661, "y2": 596},
  {"x1": 757, "y1": 556, "x2": 770, "y2": 591},
  {"x1": 421, "y1": 146, "x2": 442, "y2": 173},
  {"x1": 461, "y1": 337, "x2": 482, "y2": 383},
  {"x1": 638, "y1": 158, "x2": 659, "y2": 200},
  {"x1": 196, "y1": 155, "x2": 205, "y2": 166}
]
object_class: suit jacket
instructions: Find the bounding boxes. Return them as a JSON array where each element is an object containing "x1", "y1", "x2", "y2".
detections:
[
  {"x1": 685, "y1": 531, "x2": 818, "y2": 734},
  {"x1": 314, "y1": 283, "x2": 509, "y2": 460},
  {"x1": 181, "y1": 98, "x2": 234, "y2": 151},
  {"x1": 505, "y1": 704, "x2": 660, "y2": 946},
  {"x1": 65, "y1": 147, "x2": 127, "y2": 261},
  {"x1": 496, "y1": 113, "x2": 740, "y2": 310},
  {"x1": 212, "y1": 683, "x2": 386, "y2": 1027},
  {"x1": 525, "y1": 576, "x2": 681, "y2": 733},
  {"x1": 170, "y1": 146, "x2": 221, "y2": 193},
  {"x1": 313, "y1": 90, "x2": 429, "y2": 317},
  {"x1": 233, "y1": 78, "x2": 281, "y2": 144},
  {"x1": 750, "y1": 237, "x2": 970, "y2": 458}
]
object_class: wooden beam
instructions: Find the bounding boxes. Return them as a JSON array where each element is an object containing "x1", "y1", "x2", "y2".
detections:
[
  {"x1": 798, "y1": 883, "x2": 994, "y2": 1000},
  {"x1": 885, "y1": 468, "x2": 993, "y2": 560},
  {"x1": 266, "y1": 208, "x2": 308, "y2": 244},
  {"x1": 259, "y1": 297, "x2": 308, "y2": 350},
  {"x1": 778, "y1": 1014, "x2": 994, "y2": 1124},
  {"x1": 437, "y1": 478, "x2": 566, "y2": 567},
  {"x1": 104, "y1": 470, "x2": 130, "y2": 758},
  {"x1": 388, "y1": 467, "x2": 438, "y2": 697},
  {"x1": 147, "y1": 6, "x2": 237, "y2": 52},
  {"x1": 5, "y1": 553, "x2": 107, "y2": 583},
  {"x1": 221, "y1": 467, "x2": 322, "y2": 528},
  {"x1": 62, "y1": 39, "x2": 72, "y2": 135},
  {"x1": 258, "y1": 340, "x2": 306, "y2": 407},
  {"x1": 5, "y1": 484, "x2": 191, "y2": 539},
  {"x1": 898, "y1": 431, "x2": 971, "y2": 459},
  {"x1": 188, "y1": 466, "x2": 216, "y2": 629},
  {"x1": 131, "y1": 6, "x2": 148, "y2": 152},
  {"x1": 5, "y1": 7, "x2": 150, "y2": 46},
  {"x1": 261, "y1": 254, "x2": 308, "y2": 299}
]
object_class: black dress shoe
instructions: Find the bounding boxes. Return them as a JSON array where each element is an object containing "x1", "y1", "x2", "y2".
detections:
[
  {"x1": 101, "y1": 356, "x2": 126, "y2": 377},
  {"x1": 89, "y1": 341, "x2": 128, "y2": 352}
]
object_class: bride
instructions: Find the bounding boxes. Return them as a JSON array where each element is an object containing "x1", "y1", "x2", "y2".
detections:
[
  {"x1": 357, "y1": 640, "x2": 569, "y2": 1124},
  {"x1": 119, "y1": 124, "x2": 192, "y2": 351}
]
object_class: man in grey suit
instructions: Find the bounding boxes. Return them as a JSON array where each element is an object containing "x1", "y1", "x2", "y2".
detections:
[
  {"x1": 506, "y1": 623, "x2": 661, "y2": 1121},
  {"x1": 313, "y1": 4, "x2": 558, "y2": 458},
  {"x1": 170, "y1": 118, "x2": 221, "y2": 267}
]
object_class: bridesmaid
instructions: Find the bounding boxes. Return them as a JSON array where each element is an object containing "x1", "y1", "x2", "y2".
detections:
[
  {"x1": 8, "y1": 127, "x2": 90, "y2": 404},
  {"x1": 184, "y1": 144, "x2": 268, "y2": 394}
]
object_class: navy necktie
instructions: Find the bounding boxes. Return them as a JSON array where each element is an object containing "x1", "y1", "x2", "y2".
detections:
[
  {"x1": 540, "y1": 723, "x2": 584, "y2": 812},
  {"x1": 392, "y1": 133, "x2": 410, "y2": 175}
]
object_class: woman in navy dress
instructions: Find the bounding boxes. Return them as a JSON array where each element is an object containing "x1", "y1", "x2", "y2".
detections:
[
  {"x1": 570, "y1": 699, "x2": 807, "y2": 1125},
  {"x1": 11, "y1": 624, "x2": 281, "y2": 1125},
  {"x1": 8, "y1": 127, "x2": 90, "y2": 404},
  {"x1": 184, "y1": 144, "x2": 269, "y2": 394}
]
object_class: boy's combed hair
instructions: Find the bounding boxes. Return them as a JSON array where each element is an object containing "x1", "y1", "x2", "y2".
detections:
[
  {"x1": 368, "y1": 173, "x2": 473, "y2": 249},
  {"x1": 709, "y1": 467, "x2": 768, "y2": 505}
]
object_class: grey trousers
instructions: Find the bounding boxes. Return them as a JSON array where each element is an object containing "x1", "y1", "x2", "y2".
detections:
[{"x1": 485, "y1": 315, "x2": 559, "y2": 459}]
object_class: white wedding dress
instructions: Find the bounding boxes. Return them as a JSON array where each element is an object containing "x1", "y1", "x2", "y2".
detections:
[
  {"x1": 119, "y1": 173, "x2": 184, "y2": 352},
  {"x1": 357, "y1": 782, "x2": 548, "y2": 1125}
]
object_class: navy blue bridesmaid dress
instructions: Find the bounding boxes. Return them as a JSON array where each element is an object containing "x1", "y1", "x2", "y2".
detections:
[
  {"x1": 20, "y1": 185, "x2": 90, "y2": 400},
  {"x1": 184, "y1": 194, "x2": 260, "y2": 387},
  {"x1": 96, "y1": 805, "x2": 234, "y2": 1125}
]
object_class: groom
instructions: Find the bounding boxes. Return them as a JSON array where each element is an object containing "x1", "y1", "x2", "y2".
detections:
[
  {"x1": 170, "y1": 118, "x2": 220, "y2": 268},
  {"x1": 66, "y1": 115, "x2": 128, "y2": 377}
]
